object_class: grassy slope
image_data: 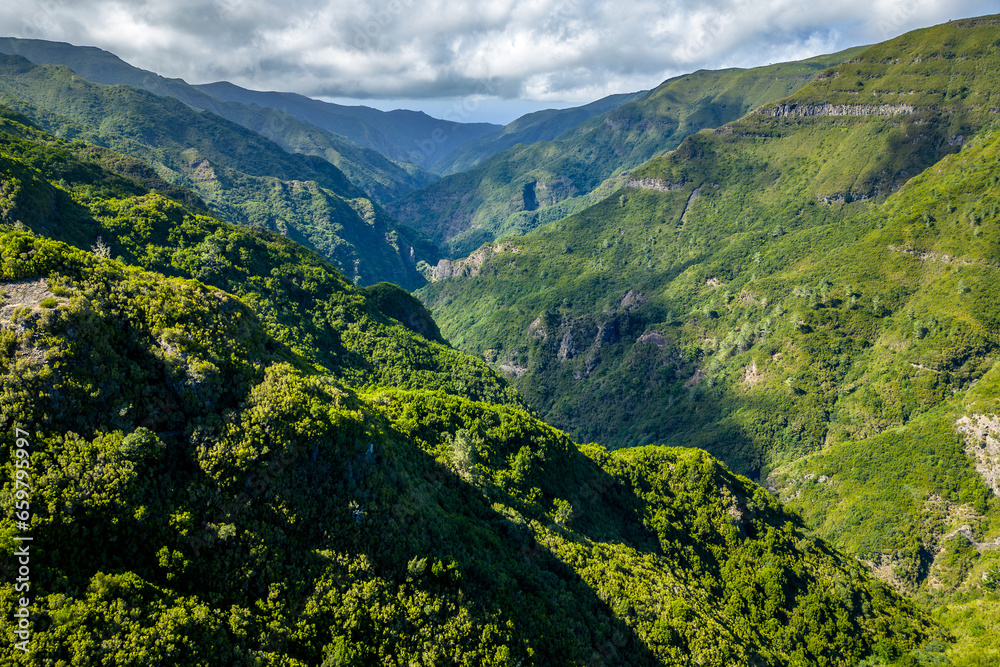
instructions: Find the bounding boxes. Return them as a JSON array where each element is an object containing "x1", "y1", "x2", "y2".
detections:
[
  {"x1": 388, "y1": 47, "x2": 865, "y2": 258},
  {"x1": 0, "y1": 111, "x2": 933, "y2": 665},
  {"x1": 432, "y1": 91, "x2": 647, "y2": 176},
  {"x1": 0, "y1": 57, "x2": 435, "y2": 289},
  {"x1": 418, "y1": 15, "x2": 1000, "y2": 464},
  {"x1": 765, "y1": 129, "x2": 1000, "y2": 665}
]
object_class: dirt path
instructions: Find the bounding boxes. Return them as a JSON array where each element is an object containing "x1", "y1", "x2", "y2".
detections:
[{"x1": 0, "y1": 278, "x2": 53, "y2": 320}]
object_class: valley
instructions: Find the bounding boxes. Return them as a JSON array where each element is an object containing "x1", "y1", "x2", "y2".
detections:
[{"x1": 1, "y1": 13, "x2": 999, "y2": 666}]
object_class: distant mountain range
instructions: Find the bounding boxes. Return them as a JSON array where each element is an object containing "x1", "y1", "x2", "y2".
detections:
[
  {"x1": 0, "y1": 36, "x2": 650, "y2": 285},
  {"x1": 387, "y1": 48, "x2": 865, "y2": 258},
  {"x1": 194, "y1": 80, "x2": 502, "y2": 172},
  {"x1": 430, "y1": 90, "x2": 648, "y2": 176},
  {"x1": 0, "y1": 51, "x2": 435, "y2": 287},
  {"x1": 0, "y1": 37, "x2": 443, "y2": 204}
]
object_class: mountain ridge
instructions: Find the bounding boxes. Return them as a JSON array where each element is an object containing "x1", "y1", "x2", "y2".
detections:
[
  {"x1": 431, "y1": 90, "x2": 648, "y2": 176},
  {"x1": 194, "y1": 79, "x2": 501, "y2": 172},
  {"x1": 0, "y1": 15, "x2": 998, "y2": 664},
  {"x1": 0, "y1": 37, "x2": 442, "y2": 204},
  {"x1": 388, "y1": 47, "x2": 867, "y2": 258},
  {"x1": 0, "y1": 54, "x2": 433, "y2": 288}
]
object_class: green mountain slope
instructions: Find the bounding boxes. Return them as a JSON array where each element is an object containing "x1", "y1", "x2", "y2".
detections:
[
  {"x1": 432, "y1": 91, "x2": 647, "y2": 176},
  {"x1": 416, "y1": 17, "x2": 1000, "y2": 659},
  {"x1": 417, "y1": 14, "x2": 1000, "y2": 468},
  {"x1": 762, "y1": 126, "x2": 1000, "y2": 662},
  {"x1": 0, "y1": 37, "x2": 439, "y2": 205},
  {"x1": 195, "y1": 80, "x2": 501, "y2": 173},
  {"x1": 0, "y1": 56, "x2": 433, "y2": 288},
  {"x1": 0, "y1": 108, "x2": 935, "y2": 665},
  {"x1": 388, "y1": 47, "x2": 865, "y2": 258}
]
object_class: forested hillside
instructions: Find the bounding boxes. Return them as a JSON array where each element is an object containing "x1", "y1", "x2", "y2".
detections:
[
  {"x1": 416, "y1": 17, "x2": 1000, "y2": 661},
  {"x1": 1, "y1": 13, "x2": 1000, "y2": 665},
  {"x1": 0, "y1": 97, "x2": 939, "y2": 665},
  {"x1": 0, "y1": 37, "x2": 443, "y2": 204},
  {"x1": 0, "y1": 54, "x2": 433, "y2": 288}
]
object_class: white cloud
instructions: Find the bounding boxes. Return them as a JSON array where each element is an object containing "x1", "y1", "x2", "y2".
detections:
[{"x1": 2, "y1": 0, "x2": 997, "y2": 107}]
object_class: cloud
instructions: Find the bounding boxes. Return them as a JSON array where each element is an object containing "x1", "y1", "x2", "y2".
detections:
[{"x1": 2, "y1": 0, "x2": 997, "y2": 104}]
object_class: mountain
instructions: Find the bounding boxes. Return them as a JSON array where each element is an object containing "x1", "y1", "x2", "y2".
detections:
[
  {"x1": 417, "y1": 13, "x2": 1000, "y2": 469},
  {"x1": 0, "y1": 107, "x2": 935, "y2": 665},
  {"x1": 0, "y1": 37, "x2": 439, "y2": 204},
  {"x1": 388, "y1": 47, "x2": 866, "y2": 258},
  {"x1": 432, "y1": 91, "x2": 647, "y2": 176},
  {"x1": 414, "y1": 16, "x2": 1000, "y2": 658},
  {"x1": 0, "y1": 54, "x2": 433, "y2": 288},
  {"x1": 195, "y1": 80, "x2": 501, "y2": 172}
]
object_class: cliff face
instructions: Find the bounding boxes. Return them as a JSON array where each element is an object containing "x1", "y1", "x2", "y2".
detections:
[
  {"x1": 624, "y1": 177, "x2": 685, "y2": 192},
  {"x1": 429, "y1": 242, "x2": 522, "y2": 280},
  {"x1": 761, "y1": 103, "x2": 916, "y2": 117},
  {"x1": 958, "y1": 414, "x2": 1000, "y2": 497}
]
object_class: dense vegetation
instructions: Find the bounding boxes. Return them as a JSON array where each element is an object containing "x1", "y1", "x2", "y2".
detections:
[
  {"x1": 0, "y1": 97, "x2": 938, "y2": 664},
  {"x1": 0, "y1": 53, "x2": 433, "y2": 289},
  {"x1": 417, "y1": 16, "x2": 1000, "y2": 663},
  {"x1": 388, "y1": 48, "x2": 865, "y2": 258}
]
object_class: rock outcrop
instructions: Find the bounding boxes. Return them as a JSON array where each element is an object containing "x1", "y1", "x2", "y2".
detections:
[
  {"x1": 430, "y1": 242, "x2": 521, "y2": 281},
  {"x1": 956, "y1": 414, "x2": 1000, "y2": 496},
  {"x1": 761, "y1": 103, "x2": 916, "y2": 118},
  {"x1": 625, "y1": 178, "x2": 685, "y2": 192}
]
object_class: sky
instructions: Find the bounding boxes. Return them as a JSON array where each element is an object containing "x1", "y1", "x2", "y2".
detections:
[{"x1": 3, "y1": 0, "x2": 999, "y2": 124}]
